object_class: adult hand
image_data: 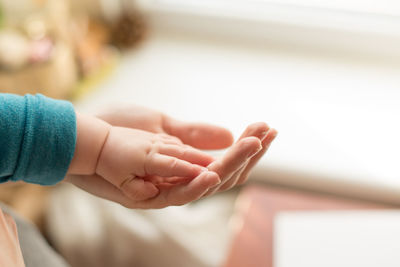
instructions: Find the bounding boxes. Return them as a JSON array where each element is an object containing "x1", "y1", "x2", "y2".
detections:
[
  {"x1": 96, "y1": 105, "x2": 277, "y2": 196},
  {"x1": 67, "y1": 169, "x2": 221, "y2": 209},
  {"x1": 66, "y1": 105, "x2": 277, "y2": 208},
  {"x1": 66, "y1": 124, "x2": 276, "y2": 208},
  {"x1": 0, "y1": 208, "x2": 25, "y2": 267}
]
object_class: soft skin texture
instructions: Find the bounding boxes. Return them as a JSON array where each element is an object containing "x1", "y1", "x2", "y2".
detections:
[
  {"x1": 0, "y1": 208, "x2": 25, "y2": 267},
  {"x1": 204, "y1": 122, "x2": 277, "y2": 196},
  {"x1": 97, "y1": 104, "x2": 235, "y2": 149},
  {"x1": 67, "y1": 112, "x2": 218, "y2": 205},
  {"x1": 66, "y1": 105, "x2": 277, "y2": 209}
]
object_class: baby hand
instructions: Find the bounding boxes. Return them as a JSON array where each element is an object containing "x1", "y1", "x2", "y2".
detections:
[
  {"x1": 96, "y1": 127, "x2": 216, "y2": 201},
  {"x1": 96, "y1": 104, "x2": 234, "y2": 150}
]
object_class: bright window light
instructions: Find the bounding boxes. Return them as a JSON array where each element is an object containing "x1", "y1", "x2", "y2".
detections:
[{"x1": 157, "y1": 0, "x2": 400, "y2": 16}]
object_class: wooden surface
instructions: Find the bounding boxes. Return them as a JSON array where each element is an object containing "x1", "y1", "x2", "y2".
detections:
[{"x1": 223, "y1": 185, "x2": 396, "y2": 267}]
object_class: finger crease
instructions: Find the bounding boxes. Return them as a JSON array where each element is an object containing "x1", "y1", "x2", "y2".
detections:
[{"x1": 119, "y1": 174, "x2": 136, "y2": 189}]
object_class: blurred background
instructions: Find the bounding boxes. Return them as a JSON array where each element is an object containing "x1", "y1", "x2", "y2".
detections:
[{"x1": 1, "y1": 0, "x2": 400, "y2": 267}]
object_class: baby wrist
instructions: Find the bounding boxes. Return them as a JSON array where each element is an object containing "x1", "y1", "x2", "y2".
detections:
[{"x1": 67, "y1": 112, "x2": 111, "y2": 175}]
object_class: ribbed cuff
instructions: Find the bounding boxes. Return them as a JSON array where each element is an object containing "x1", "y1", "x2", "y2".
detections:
[{"x1": 13, "y1": 94, "x2": 77, "y2": 185}]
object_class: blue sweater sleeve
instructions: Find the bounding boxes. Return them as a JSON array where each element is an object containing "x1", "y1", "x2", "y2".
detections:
[{"x1": 0, "y1": 94, "x2": 77, "y2": 185}]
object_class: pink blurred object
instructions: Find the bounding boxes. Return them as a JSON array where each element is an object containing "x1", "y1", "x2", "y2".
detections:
[{"x1": 29, "y1": 38, "x2": 54, "y2": 63}]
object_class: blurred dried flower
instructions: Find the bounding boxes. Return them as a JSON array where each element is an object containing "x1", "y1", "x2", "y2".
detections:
[{"x1": 110, "y1": 8, "x2": 147, "y2": 49}]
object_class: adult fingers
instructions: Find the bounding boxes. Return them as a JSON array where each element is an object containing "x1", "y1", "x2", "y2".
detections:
[
  {"x1": 145, "y1": 153, "x2": 205, "y2": 178},
  {"x1": 215, "y1": 122, "x2": 271, "y2": 192},
  {"x1": 162, "y1": 116, "x2": 234, "y2": 150},
  {"x1": 67, "y1": 171, "x2": 220, "y2": 209},
  {"x1": 216, "y1": 163, "x2": 248, "y2": 193},
  {"x1": 208, "y1": 137, "x2": 261, "y2": 182},
  {"x1": 139, "y1": 171, "x2": 220, "y2": 209},
  {"x1": 238, "y1": 122, "x2": 270, "y2": 140},
  {"x1": 203, "y1": 137, "x2": 261, "y2": 196},
  {"x1": 216, "y1": 123, "x2": 273, "y2": 192},
  {"x1": 236, "y1": 128, "x2": 278, "y2": 185},
  {"x1": 158, "y1": 144, "x2": 215, "y2": 166}
]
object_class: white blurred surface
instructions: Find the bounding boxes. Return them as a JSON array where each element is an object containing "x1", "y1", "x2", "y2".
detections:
[
  {"x1": 76, "y1": 28, "x2": 400, "y2": 203},
  {"x1": 274, "y1": 211, "x2": 400, "y2": 267},
  {"x1": 47, "y1": 184, "x2": 236, "y2": 267},
  {"x1": 143, "y1": 0, "x2": 400, "y2": 16}
]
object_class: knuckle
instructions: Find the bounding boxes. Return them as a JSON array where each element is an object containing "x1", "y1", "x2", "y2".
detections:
[
  {"x1": 158, "y1": 133, "x2": 173, "y2": 140},
  {"x1": 169, "y1": 157, "x2": 180, "y2": 171},
  {"x1": 144, "y1": 148, "x2": 158, "y2": 175},
  {"x1": 178, "y1": 147, "x2": 186, "y2": 158},
  {"x1": 158, "y1": 133, "x2": 170, "y2": 139},
  {"x1": 151, "y1": 140, "x2": 163, "y2": 153},
  {"x1": 149, "y1": 136, "x2": 161, "y2": 151}
]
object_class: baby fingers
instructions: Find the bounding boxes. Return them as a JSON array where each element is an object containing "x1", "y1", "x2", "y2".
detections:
[
  {"x1": 144, "y1": 153, "x2": 206, "y2": 178},
  {"x1": 120, "y1": 175, "x2": 160, "y2": 201},
  {"x1": 157, "y1": 144, "x2": 215, "y2": 166}
]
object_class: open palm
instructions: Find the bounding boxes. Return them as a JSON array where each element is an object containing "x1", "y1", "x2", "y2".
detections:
[{"x1": 66, "y1": 105, "x2": 277, "y2": 208}]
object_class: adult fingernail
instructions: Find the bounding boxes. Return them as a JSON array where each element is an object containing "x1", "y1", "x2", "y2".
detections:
[
  {"x1": 264, "y1": 129, "x2": 278, "y2": 144},
  {"x1": 259, "y1": 131, "x2": 268, "y2": 140}
]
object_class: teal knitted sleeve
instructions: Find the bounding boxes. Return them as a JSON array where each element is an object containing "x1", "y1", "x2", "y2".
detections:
[{"x1": 0, "y1": 93, "x2": 77, "y2": 185}]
